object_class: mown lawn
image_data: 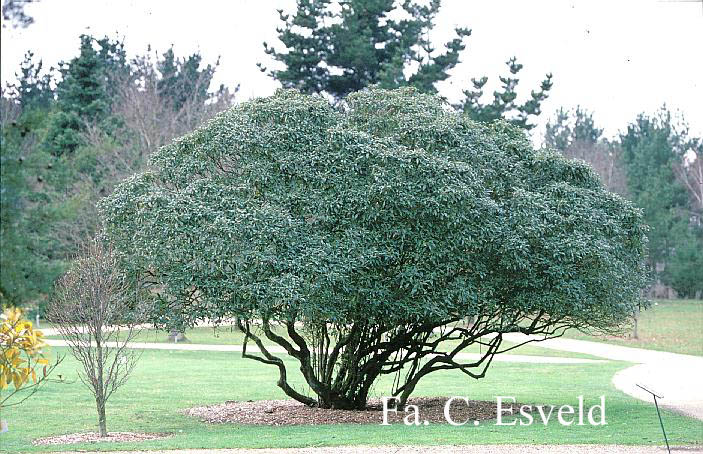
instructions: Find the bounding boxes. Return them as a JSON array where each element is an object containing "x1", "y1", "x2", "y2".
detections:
[
  {"x1": 564, "y1": 299, "x2": 703, "y2": 356},
  {"x1": 1, "y1": 347, "x2": 701, "y2": 452}
]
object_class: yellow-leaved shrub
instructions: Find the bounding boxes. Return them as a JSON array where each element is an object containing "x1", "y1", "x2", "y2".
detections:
[{"x1": 0, "y1": 308, "x2": 50, "y2": 397}]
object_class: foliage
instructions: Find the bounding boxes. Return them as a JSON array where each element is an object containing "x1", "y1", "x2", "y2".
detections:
[
  {"x1": 545, "y1": 106, "x2": 603, "y2": 151},
  {"x1": 47, "y1": 239, "x2": 145, "y2": 437},
  {"x1": 0, "y1": 307, "x2": 60, "y2": 408},
  {"x1": 544, "y1": 106, "x2": 702, "y2": 298},
  {"x1": 544, "y1": 107, "x2": 626, "y2": 195},
  {"x1": 156, "y1": 48, "x2": 228, "y2": 112},
  {"x1": 672, "y1": 134, "x2": 703, "y2": 216},
  {"x1": 261, "y1": 0, "x2": 471, "y2": 99},
  {"x1": 262, "y1": 0, "x2": 551, "y2": 127},
  {"x1": 619, "y1": 109, "x2": 702, "y2": 297},
  {"x1": 1, "y1": 0, "x2": 39, "y2": 28},
  {"x1": 455, "y1": 57, "x2": 553, "y2": 130},
  {"x1": 0, "y1": 35, "x2": 236, "y2": 312},
  {"x1": 664, "y1": 224, "x2": 703, "y2": 298},
  {"x1": 44, "y1": 34, "x2": 127, "y2": 157},
  {"x1": 0, "y1": 95, "x2": 66, "y2": 309},
  {"x1": 4, "y1": 51, "x2": 54, "y2": 109},
  {"x1": 102, "y1": 88, "x2": 648, "y2": 409}
]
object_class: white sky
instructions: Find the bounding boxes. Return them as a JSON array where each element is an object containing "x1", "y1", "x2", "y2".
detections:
[{"x1": 1, "y1": 0, "x2": 702, "y2": 143}]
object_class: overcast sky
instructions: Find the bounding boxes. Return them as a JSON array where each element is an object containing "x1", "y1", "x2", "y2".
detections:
[{"x1": 1, "y1": 0, "x2": 702, "y2": 142}]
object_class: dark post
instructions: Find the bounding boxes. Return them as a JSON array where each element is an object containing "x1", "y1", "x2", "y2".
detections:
[{"x1": 636, "y1": 383, "x2": 670, "y2": 454}]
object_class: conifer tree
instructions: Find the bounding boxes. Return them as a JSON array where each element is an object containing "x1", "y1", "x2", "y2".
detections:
[
  {"x1": 545, "y1": 106, "x2": 603, "y2": 151},
  {"x1": 544, "y1": 106, "x2": 625, "y2": 195},
  {"x1": 262, "y1": 1, "x2": 552, "y2": 129},
  {"x1": 260, "y1": 0, "x2": 471, "y2": 99},
  {"x1": 6, "y1": 51, "x2": 54, "y2": 109},
  {"x1": 620, "y1": 109, "x2": 703, "y2": 297},
  {"x1": 456, "y1": 57, "x2": 552, "y2": 130},
  {"x1": 157, "y1": 49, "x2": 218, "y2": 111},
  {"x1": 44, "y1": 35, "x2": 127, "y2": 156}
]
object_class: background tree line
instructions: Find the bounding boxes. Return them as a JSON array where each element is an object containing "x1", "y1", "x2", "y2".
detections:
[
  {"x1": 544, "y1": 107, "x2": 702, "y2": 298},
  {"x1": 1, "y1": 0, "x2": 701, "y2": 318},
  {"x1": 0, "y1": 34, "x2": 236, "y2": 313}
]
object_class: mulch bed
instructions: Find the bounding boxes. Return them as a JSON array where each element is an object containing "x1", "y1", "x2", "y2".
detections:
[
  {"x1": 183, "y1": 397, "x2": 526, "y2": 426},
  {"x1": 33, "y1": 431, "x2": 171, "y2": 445}
]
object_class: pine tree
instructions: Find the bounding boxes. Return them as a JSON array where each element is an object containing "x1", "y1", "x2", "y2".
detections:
[
  {"x1": 620, "y1": 108, "x2": 702, "y2": 297},
  {"x1": 260, "y1": 0, "x2": 471, "y2": 100},
  {"x1": 0, "y1": 94, "x2": 60, "y2": 309},
  {"x1": 94, "y1": 35, "x2": 130, "y2": 95},
  {"x1": 44, "y1": 34, "x2": 127, "y2": 157},
  {"x1": 545, "y1": 106, "x2": 603, "y2": 151},
  {"x1": 544, "y1": 106, "x2": 625, "y2": 195},
  {"x1": 2, "y1": 35, "x2": 236, "y2": 312},
  {"x1": 6, "y1": 51, "x2": 54, "y2": 109},
  {"x1": 665, "y1": 222, "x2": 703, "y2": 298},
  {"x1": 456, "y1": 57, "x2": 552, "y2": 130},
  {"x1": 262, "y1": 1, "x2": 552, "y2": 129},
  {"x1": 157, "y1": 48, "x2": 218, "y2": 111}
]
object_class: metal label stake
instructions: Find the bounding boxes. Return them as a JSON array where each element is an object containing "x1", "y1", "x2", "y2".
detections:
[{"x1": 636, "y1": 383, "x2": 671, "y2": 454}]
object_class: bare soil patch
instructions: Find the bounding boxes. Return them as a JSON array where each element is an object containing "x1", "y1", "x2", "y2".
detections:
[
  {"x1": 183, "y1": 397, "x2": 523, "y2": 426},
  {"x1": 33, "y1": 431, "x2": 171, "y2": 446}
]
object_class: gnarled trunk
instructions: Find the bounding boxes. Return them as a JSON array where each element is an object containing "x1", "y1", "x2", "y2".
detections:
[{"x1": 237, "y1": 317, "x2": 514, "y2": 410}]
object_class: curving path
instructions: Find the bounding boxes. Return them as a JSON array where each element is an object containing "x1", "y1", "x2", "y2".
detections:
[{"x1": 503, "y1": 333, "x2": 703, "y2": 421}]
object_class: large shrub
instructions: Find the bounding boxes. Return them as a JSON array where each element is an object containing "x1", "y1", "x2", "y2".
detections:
[{"x1": 101, "y1": 88, "x2": 648, "y2": 409}]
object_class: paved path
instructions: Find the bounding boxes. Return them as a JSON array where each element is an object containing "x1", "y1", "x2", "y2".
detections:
[
  {"x1": 54, "y1": 445, "x2": 703, "y2": 454},
  {"x1": 43, "y1": 338, "x2": 606, "y2": 364},
  {"x1": 503, "y1": 333, "x2": 703, "y2": 421}
]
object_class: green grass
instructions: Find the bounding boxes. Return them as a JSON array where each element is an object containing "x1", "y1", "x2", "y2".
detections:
[
  {"x1": 1, "y1": 347, "x2": 701, "y2": 452},
  {"x1": 564, "y1": 299, "x2": 703, "y2": 356},
  {"x1": 46, "y1": 325, "x2": 602, "y2": 360}
]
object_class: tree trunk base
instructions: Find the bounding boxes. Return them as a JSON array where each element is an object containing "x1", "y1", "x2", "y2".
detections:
[{"x1": 167, "y1": 331, "x2": 189, "y2": 343}]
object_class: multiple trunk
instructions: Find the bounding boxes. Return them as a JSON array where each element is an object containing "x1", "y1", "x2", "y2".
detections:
[{"x1": 237, "y1": 313, "x2": 567, "y2": 410}]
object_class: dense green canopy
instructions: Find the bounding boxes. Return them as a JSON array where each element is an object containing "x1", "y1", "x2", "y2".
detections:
[{"x1": 101, "y1": 88, "x2": 648, "y2": 409}]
